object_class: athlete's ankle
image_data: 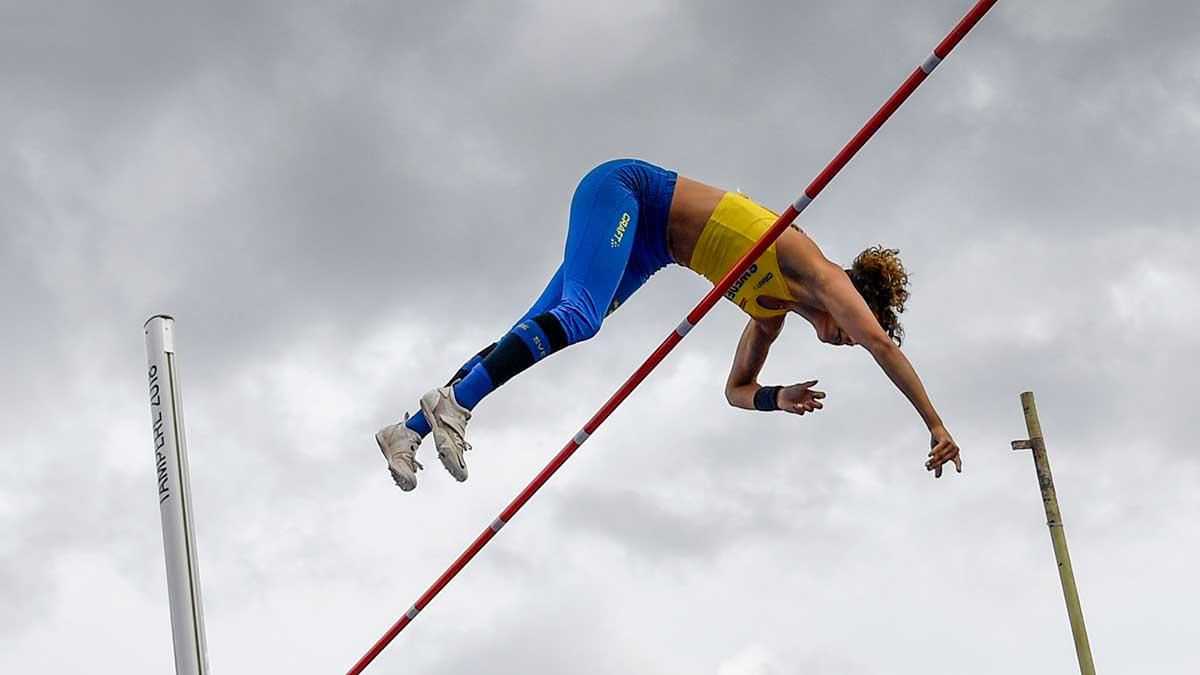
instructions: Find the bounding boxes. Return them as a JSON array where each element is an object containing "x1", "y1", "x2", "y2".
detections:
[
  {"x1": 404, "y1": 410, "x2": 432, "y2": 437},
  {"x1": 451, "y1": 365, "x2": 494, "y2": 411}
]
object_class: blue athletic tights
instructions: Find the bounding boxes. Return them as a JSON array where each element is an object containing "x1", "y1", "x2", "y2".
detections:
[{"x1": 405, "y1": 160, "x2": 675, "y2": 436}]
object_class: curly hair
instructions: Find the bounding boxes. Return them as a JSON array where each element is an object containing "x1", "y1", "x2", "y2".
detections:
[{"x1": 846, "y1": 245, "x2": 910, "y2": 345}]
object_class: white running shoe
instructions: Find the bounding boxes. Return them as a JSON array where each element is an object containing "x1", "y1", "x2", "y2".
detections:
[
  {"x1": 419, "y1": 386, "x2": 471, "y2": 482},
  {"x1": 376, "y1": 413, "x2": 424, "y2": 491}
]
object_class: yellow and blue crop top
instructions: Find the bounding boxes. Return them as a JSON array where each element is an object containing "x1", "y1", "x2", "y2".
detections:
[{"x1": 689, "y1": 192, "x2": 797, "y2": 320}]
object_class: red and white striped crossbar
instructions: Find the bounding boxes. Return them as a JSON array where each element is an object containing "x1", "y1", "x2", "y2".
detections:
[{"x1": 348, "y1": 1, "x2": 999, "y2": 671}]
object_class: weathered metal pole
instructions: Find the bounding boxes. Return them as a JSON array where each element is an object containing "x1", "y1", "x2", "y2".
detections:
[
  {"x1": 1011, "y1": 391, "x2": 1096, "y2": 675},
  {"x1": 145, "y1": 315, "x2": 210, "y2": 675}
]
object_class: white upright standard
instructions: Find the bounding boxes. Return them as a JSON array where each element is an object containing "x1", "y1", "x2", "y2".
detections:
[{"x1": 145, "y1": 315, "x2": 210, "y2": 675}]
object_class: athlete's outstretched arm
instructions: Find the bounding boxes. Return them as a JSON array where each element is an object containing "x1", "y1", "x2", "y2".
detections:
[
  {"x1": 725, "y1": 316, "x2": 826, "y2": 415},
  {"x1": 811, "y1": 265, "x2": 962, "y2": 476}
]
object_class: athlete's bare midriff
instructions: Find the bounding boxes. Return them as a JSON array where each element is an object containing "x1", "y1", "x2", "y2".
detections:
[
  {"x1": 666, "y1": 175, "x2": 832, "y2": 314},
  {"x1": 665, "y1": 175, "x2": 724, "y2": 267}
]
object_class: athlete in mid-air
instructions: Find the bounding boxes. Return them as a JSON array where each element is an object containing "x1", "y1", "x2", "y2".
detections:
[{"x1": 376, "y1": 159, "x2": 962, "y2": 491}]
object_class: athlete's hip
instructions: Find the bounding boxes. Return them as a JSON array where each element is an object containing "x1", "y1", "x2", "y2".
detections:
[{"x1": 569, "y1": 159, "x2": 678, "y2": 273}]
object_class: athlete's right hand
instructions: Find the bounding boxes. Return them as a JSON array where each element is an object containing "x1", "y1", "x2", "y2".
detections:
[
  {"x1": 778, "y1": 380, "x2": 825, "y2": 416},
  {"x1": 926, "y1": 425, "x2": 962, "y2": 478}
]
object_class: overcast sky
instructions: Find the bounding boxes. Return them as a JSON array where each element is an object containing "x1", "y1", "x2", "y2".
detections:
[{"x1": 2, "y1": 0, "x2": 1198, "y2": 673}]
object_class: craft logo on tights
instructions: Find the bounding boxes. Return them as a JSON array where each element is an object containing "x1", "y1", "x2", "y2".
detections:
[{"x1": 610, "y1": 212, "x2": 631, "y2": 248}]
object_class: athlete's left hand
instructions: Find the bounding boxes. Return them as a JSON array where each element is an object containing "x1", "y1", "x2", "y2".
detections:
[{"x1": 778, "y1": 380, "x2": 826, "y2": 416}]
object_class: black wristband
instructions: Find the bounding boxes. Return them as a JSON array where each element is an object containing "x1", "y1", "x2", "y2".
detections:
[{"x1": 753, "y1": 385, "x2": 783, "y2": 412}]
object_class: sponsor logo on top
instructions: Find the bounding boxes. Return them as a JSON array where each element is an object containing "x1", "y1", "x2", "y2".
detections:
[{"x1": 726, "y1": 263, "x2": 759, "y2": 300}]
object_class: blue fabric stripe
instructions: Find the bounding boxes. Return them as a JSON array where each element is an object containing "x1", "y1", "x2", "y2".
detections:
[{"x1": 513, "y1": 319, "x2": 553, "y2": 362}]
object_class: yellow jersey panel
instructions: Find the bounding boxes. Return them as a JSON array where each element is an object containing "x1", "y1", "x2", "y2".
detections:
[{"x1": 689, "y1": 192, "x2": 796, "y2": 320}]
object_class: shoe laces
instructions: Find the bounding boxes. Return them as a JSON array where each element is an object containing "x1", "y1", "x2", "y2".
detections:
[{"x1": 388, "y1": 444, "x2": 422, "y2": 487}]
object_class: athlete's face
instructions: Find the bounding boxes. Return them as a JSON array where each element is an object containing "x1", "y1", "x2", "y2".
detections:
[{"x1": 812, "y1": 311, "x2": 855, "y2": 347}]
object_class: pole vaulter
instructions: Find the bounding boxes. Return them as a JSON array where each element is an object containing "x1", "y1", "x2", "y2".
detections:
[{"x1": 351, "y1": 1, "x2": 1000, "y2": 671}]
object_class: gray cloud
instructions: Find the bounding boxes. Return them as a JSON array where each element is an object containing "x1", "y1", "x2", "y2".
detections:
[{"x1": 3, "y1": 0, "x2": 1199, "y2": 673}]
